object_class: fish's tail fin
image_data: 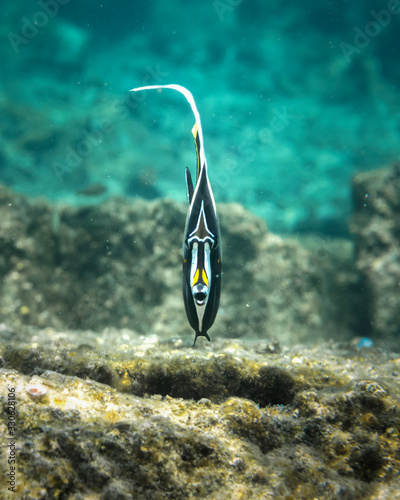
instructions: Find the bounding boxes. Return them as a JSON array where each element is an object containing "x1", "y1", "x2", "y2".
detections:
[{"x1": 130, "y1": 84, "x2": 207, "y2": 180}]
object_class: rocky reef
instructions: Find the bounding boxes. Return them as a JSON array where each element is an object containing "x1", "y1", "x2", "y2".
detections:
[
  {"x1": 1, "y1": 336, "x2": 400, "y2": 499},
  {"x1": 0, "y1": 184, "x2": 361, "y2": 346},
  {"x1": 351, "y1": 162, "x2": 400, "y2": 345},
  {"x1": 1, "y1": 176, "x2": 400, "y2": 498}
]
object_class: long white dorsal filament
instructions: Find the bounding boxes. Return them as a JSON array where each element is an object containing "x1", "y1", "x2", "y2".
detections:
[{"x1": 130, "y1": 84, "x2": 207, "y2": 171}]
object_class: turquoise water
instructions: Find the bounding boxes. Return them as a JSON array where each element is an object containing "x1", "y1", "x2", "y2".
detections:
[{"x1": 2, "y1": 0, "x2": 399, "y2": 234}]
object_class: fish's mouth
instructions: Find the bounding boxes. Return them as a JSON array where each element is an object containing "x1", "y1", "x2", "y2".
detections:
[{"x1": 192, "y1": 284, "x2": 208, "y2": 306}]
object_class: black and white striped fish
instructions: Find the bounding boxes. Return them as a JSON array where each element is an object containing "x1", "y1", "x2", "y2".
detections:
[{"x1": 130, "y1": 84, "x2": 222, "y2": 346}]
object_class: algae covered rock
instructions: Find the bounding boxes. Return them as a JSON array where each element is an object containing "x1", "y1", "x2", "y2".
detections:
[
  {"x1": 351, "y1": 163, "x2": 400, "y2": 344},
  {"x1": 1, "y1": 335, "x2": 400, "y2": 499}
]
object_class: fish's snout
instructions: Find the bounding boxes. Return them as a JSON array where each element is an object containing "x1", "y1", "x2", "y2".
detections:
[{"x1": 192, "y1": 283, "x2": 209, "y2": 306}]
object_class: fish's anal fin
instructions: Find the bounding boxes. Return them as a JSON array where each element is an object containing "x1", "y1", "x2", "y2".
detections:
[{"x1": 185, "y1": 167, "x2": 194, "y2": 204}]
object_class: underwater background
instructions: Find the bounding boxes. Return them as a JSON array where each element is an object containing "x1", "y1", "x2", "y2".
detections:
[
  {"x1": 1, "y1": 0, "x2": 399, "y2": 234},
  {"x1": 1, "y1": 1, "x2": 400, "y2": 498}
]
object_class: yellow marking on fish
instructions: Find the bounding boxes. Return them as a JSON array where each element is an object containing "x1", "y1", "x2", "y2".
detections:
[
  {"x1": 202, "y1": 269, "x2": 209, "y2": 286},
  {"x1": 192, "y1": 122, "x2": 198, "y2": 139},
  {"x1": 193, "y1": 269, "x2": 199, "y2": 285}
]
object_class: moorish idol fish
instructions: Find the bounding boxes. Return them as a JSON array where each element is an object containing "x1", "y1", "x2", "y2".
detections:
[{"x1": 130, "y1": 84, "x2": 222, "y2": 346}]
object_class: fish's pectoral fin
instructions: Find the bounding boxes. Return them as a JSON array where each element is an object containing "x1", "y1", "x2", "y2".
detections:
[{"x1": 185, "y1": 167, "x2": 194, "y2": 204}]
